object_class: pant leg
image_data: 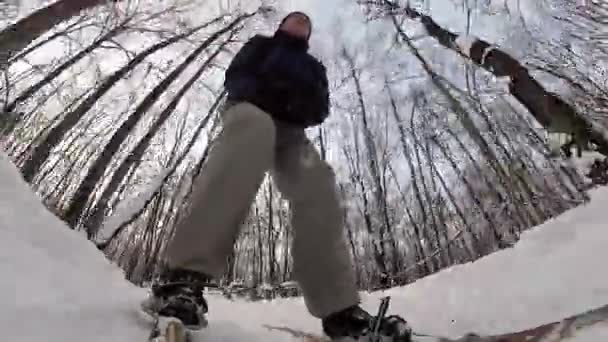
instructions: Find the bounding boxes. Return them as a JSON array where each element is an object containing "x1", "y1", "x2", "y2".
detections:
[
  {"x1": 272, "y1": 128, "x2": 360, "y2": 319},
  {"x1": 165, "y1": 102, "x2": 276, "y2": 279}
]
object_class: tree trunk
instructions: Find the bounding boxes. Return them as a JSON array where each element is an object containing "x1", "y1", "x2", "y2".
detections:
[
  {"x1": 94, "y1": 91, "x2": 226, "y2": 248},
  {"x1": 7, "y1": 16, "x2": 91, "y2": 65},
  {"x1": 318, "y1": 126, "x2": 327, "y2": 161},
  {"x1": 256, "y1": 205, "x2": 264, "y2": 285},
  {"x1": 62, "y1": 15, "x2": 249, "y2": 227},
  {"x1": 395, "y1": 3, "x2": 608, "y2": 156},
  {"x1": 266, "y1": 181, "x2": 276, "y2": 284},
  {"x1": 338, "y1": 183, "x2": 360, "y2": 285},
  {"x1": 385, "y1": 12, "x2": 519, "y2": 244},
  {"x1": 385, "y1": 84, "x2": 431, "y2": 275},
  {"x1": 0, "y1": 0, "x2": 120, "y2": 65},
  {"x1": 82, "y1": 36, "x2": 232, "y2": 236},
  {"x1": 19, "y1": 16, "x2": 223, "y2": 183},
  {"x1": 423, "y1": 129, "x2": 453, "y2": 266},
  {"x1": 342, "y1": 142, "x2": 387, "y2": 278},
  {"x1": 280, "y1": 201, "x2": 289, "y2": 282},
  {"x1": 409, "y1": 119, "x2": 440, "y2": 272},
  {"x1": 342, "y1": 47, "x2": 396, "y2": 279},
  {"x1": 5, "y1": 17, "x2": 130, "y2": 113}
]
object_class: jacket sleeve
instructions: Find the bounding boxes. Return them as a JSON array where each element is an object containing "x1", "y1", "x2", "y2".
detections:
[
  {"x1": 224, "y1": 35, "x2": 267, "y2": 100},
  {"x1": 316, "y1": 62, "x2": 330, "y2": 123},
  {"x1": 283, "y1": 59, "x2": 331, "y2": 128},
  {"x1": 301, "y1": 60, "x2": 330, "y2": 126}
]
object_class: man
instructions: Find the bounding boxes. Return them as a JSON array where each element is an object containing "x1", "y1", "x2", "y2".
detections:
[{"x1": 142, "y1": 12, "x2": 411, "y2": 341}]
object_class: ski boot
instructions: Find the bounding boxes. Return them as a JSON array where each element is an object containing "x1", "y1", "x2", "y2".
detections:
[
  {"x1": 322, "y1": 302, "x2": 412, "y2": 341},
  {"x1": 140, "y1": 268, "x2": 210, "y2": 330}
]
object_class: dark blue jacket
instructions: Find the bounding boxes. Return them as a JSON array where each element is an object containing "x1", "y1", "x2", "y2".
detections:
[{"x1": 224, "y1": 30, "x2": 330, "y2": 127}]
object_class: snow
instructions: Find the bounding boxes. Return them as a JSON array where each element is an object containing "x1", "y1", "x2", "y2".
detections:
[
  {"x1": 1, "y1": 149, "x2": 608, "y2": 341},
  {"x1": 260, "y1": 283, "x2": 274, "y2": 290},
  {"x1": 569, "y1": 151, "x2": 605, "y2": 177},
  {"x1": 590, "y1": 121, "x2": 608, "y2": 145},
  {"x1": 454, "y1": 34, "x2": 478, "y2": 57},
  {"x1": 481, "y1": 46, "x2": 494, "y2": 65},
  {"x1": 281, "y1": 280, "x2": 299, "y2": 287},
  {"x1": 564, "y1": 325, "x2": 608, "y2": 342},
  {"x1": 0, "y1": 153, "x2": 143, "y2": 342}
]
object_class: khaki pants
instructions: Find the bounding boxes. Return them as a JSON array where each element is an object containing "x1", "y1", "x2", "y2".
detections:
[{"x1": 165, "y1": 102, "x2": 360, "y2": 318}]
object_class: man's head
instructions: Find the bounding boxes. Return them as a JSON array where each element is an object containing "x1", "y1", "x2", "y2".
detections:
[{"x1": 278, "y1": 12, "x2": 312, "y2": 40}]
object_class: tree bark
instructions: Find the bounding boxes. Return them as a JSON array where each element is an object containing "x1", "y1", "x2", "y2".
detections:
[
  {"x1": 19, "y1": 16, "x2": 223, "y2": 183},
  {"x1": 342, "y1": 47, "x2": 398, "y2": 278},
  {"x1": 393, "y1": 2, "x2": 608, "y2": 156},
  {"x1": 82, "y1": 34, "x2": 233, "y2": 235},
  {"x1": 5, "y1": 18, "x2": 129, "y2": 113},
  {"x1": 0, "y1": 0, "x2": 119, "y2": 66},
  {"x1": 62, "y1": 15, "x2": 242, "y2": 227},
  {"x1": 385, "y1": 84, "x2": 432, "y2": 275}
]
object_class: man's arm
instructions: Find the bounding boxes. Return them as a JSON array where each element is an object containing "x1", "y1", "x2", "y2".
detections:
[
  {"x1": 284, "y1": 58, "x2": 330, "y2": 128},
  {"x1": 303, "y1": 60, "x2": 330, "y2": 126},
  {"x1": 316, "y1": 62, "x2": 330, "y2": 122},
  {"x1": 224, "y1": 35, "x2": 268, "y2": 100}
]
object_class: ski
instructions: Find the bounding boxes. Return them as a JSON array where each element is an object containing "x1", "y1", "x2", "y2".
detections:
[
  {"x1": 446, "y1": 301, "x2": 608, "y2": 341},
  {"x1": 408, "y1": 301, "x2": 608, "y2": 341},
  {"x1": 266, "y1": 301, "x2": 608, "y2": 341}
]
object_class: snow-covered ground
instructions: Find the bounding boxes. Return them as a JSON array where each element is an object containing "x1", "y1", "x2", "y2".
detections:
[{"x1": 1, "y1": 150, "x2": 607, "y2": 341}]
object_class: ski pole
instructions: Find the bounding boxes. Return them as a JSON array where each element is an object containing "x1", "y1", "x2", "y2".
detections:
[{"x1": 371, "y1": 296, "x2": 391, "y2": 342}]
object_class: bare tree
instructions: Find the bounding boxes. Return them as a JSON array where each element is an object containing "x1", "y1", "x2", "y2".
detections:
[
  {"x1": 0, "y1": 0, "x2": 122, "y2": 65},
  {"x1": 362, "y1": 1, "x2": 608, "y2": 157},
  {"x1": 19, "y1": 16, "x2": 225, "y2": 183},
  {"x1": 62, "y1": 15, "x2": 247, "y2": 229},
  {"x1": 342, "y1": 47, "x2": 401, "y2": 276},
  {"x1": 94, "y1": 91, "x2": 226, "y2": 249},
  {"x1": 4, "y1": 16, "x2": 134, "y2": 114}
]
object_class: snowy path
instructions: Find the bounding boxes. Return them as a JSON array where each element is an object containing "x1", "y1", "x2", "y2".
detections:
[{"x1": 1, "y1": 151, "x2": 607, "y2": 341}]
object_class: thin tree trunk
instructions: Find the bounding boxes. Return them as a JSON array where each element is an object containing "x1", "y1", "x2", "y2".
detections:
[
  {"x1": 256, "y1": 205, "x2": 264, "y2": 285},
  {"x1": 338, "y1": 183, "x2": 360, "y2": 285},
  {"x1": 386, "y1": 163, "x2": 423, "y2": 284},
  {"x1": 318, "y1": 126, "x2": 327, "y2": 161},
  {"x1": 385, "y1": 84, "x2": 431, "y2": 275},
  {"x1": 267, "y1": 181, "x2": 276, "y2": 284},
  {"x1": 342, "y1": 48, "x2": 395, "y2": 279},
  {"x1": 280, "y1": 202, "x2": 289, "y2": 282},
  {"x1": 342, "y1": 141, "x2": 387, "y2": 279},
  {"x1": 423, "y1": 130, "x2": 453, "y2": 265},
  {"x1": 428, "y1": 135, "x2": 486, "y2": 253},
  {"x1": 409, "y1": 118, "x2": 440, "y2": 272}
]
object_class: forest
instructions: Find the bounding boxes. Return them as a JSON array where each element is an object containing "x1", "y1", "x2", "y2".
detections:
[{"x1": 1, "y1": 0, "x2": 607, "y2": 297}]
